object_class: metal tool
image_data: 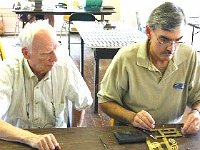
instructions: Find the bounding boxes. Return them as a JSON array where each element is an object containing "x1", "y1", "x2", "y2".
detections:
[
  {"x1": 141, "y1": 129, "x2": 157, "y2": 140},
  {"x1": 99, "y1": 137, "x2": 109, "y2": 150}
]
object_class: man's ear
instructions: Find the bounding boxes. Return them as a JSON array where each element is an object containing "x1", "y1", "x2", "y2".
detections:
[
  {"x1": 22, "y1": 47, "x2": 30, "y2": 59},
  {"x1": 145, "y1": 24, "x2": 151, "y2": 39}
]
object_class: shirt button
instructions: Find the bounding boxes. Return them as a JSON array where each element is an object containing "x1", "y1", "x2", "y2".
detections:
[{"x1": 35, "y1": 101, "x2": 39, "y2": 104}]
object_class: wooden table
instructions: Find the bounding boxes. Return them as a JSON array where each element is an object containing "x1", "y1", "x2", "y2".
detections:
[
  {"x1": 0, "y1": 125, "x2": 199, "y2": 149},
  {"x1": 73, "y1": 21, "x2": 146, "y2": 113},
  {"x1": 13, "y1": 7, "x2": 116, "y2": 22}
]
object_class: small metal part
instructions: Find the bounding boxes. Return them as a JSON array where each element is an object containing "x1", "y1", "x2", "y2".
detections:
[
  {"x1": 146, "y1": 127, "x2": 181, "y2": 150},
  {"x1": 146, "y1": 139, "x2": 162, "y2": 150},
  {"x1": 149, "y1": 127, "x2": 182, "y2": 139},
  {"x1": 142, "y1": 129, "x2": 157, "y2": 140},
  {"x1": 146, "y1": 137, "x2": 178, "y2": 150},
  {"x1": 168, "y1": 138, "x2": 177, "y2": 145}
]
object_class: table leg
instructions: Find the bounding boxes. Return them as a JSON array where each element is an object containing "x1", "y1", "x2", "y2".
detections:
[
  {"x1": 80, "y1": 38, "x2": 84, "y2": 77},
  {"x1": 93, "y1": 48, "x2": 119, "y2": 113},
  {"x1": 94, "y1": 49, "x2": 99, "y2": 113},
  {"x1": 100, "y1": 15, "x2": 104, "y2": 21},
  {"x1": 191, "y1": 26, "x2": 194, "y2": 45}
]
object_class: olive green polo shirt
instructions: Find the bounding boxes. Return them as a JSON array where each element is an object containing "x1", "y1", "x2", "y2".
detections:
[{"x1": 98, "y1": 40, "x2": 200, "y2": 124}]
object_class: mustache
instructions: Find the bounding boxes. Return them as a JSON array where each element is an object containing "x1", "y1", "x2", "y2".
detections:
[{"x1": 161, "y1": 50, "x2": 175, "y2": 55}]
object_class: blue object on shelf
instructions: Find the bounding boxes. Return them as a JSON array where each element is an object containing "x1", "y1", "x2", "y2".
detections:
[{"x1": 84, "y1": 0, "x2": 103, "y2": 11}]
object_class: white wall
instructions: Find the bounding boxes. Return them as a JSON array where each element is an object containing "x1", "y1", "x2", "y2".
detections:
[
  {"x1": 120, "y1": 0, "x2": 200, "y2": 29},
  {"x1": 0, "y1": 0, "x2": 15, "y2": 8},
  {"x1": 120, "y1": 0, "x2": 162, "y2": 29},
  {"x1": 102, "y1": 0, "x2": 120, "y2": 21}
]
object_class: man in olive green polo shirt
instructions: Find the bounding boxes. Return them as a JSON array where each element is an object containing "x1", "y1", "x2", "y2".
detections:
[{"x1": 98, "y1": 2, "x2": 200, "y2": 134}]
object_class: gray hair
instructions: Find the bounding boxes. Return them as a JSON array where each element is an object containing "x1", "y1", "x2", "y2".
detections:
[
  {"x1": 147, "y1": 2, "x2": 187, "y2": 31},
  {"x1": 18, "y1": 20, "x2": 57, "y2": 51}
]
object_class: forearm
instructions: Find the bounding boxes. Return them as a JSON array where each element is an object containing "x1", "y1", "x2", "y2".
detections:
[
  {"x1": 72, "y1": 108, "x2": 85, "y2": 127},
  {"x1": 99, "y1": 101, "x2": 136, "y2": 124},
  {"x1": 181, "y1": 100, "x2": 200, "y2": 134},
  {"x1": 0, "y1": 120, "x2": 36, "y2": 145},
  {"x1": 0, "y1": 120, "x2": 61, "y2": 149}
]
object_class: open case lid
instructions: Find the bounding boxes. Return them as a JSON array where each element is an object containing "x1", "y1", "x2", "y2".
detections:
[{"x1": 84, "y1": 0, "x2": 103, "y2": 11}]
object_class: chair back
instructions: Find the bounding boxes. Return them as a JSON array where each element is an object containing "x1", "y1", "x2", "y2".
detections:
[
  {"x1": 69, "y1": 12, "x2": 97, "y2": 22},
  {"x1": 67, "y1": 12, "x2": 97, "y2": 56},
  {"x1": 68, "y1": 12, "x2": 97, "y2": 31}
]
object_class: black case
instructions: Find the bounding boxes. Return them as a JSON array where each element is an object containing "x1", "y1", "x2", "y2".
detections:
[{"x1": 114, "y1": 131, "x2": 147, "y2": 144}]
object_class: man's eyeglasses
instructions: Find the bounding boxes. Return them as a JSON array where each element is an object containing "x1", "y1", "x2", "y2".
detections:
[{"x1": 153, "y1": 31, "x2": 184, "y2": 47}]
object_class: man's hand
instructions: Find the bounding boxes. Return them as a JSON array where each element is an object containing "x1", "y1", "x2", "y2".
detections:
[
  {"x1": 131, "y1": 110, "x2": 155, "y2": 130},
  {"x1": 25, "y1": 133, "x2": 61, "y2": 150},
  {"x1": 182, "y1": 110, "x2": 200, "y2": 134}
]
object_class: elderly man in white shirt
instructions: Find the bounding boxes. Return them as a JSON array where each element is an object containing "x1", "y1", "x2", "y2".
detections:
[{"x1": 0, "y1": 20, "x2": 93, "y2": 150}]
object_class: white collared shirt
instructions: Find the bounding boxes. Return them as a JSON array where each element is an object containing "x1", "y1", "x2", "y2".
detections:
[{"x1": 0, "y1": 56, "x2": 93, "y2": 128}]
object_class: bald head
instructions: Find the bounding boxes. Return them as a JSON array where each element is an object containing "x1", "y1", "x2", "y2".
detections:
[{"x1": 19, "y1": 20, "x2": 58, "y2": 52}]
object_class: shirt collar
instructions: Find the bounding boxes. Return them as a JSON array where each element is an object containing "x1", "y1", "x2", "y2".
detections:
[
  {"x1": 136, "y1": 39, "x2": 150, "y2": 68},
  {"x1": 23, "y1": 58, "x2": 51, "y2": 81}
]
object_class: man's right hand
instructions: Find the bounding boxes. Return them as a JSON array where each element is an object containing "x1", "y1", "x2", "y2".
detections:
[
  {"x1": 25, "y1": 133, "x2": 61, "y2": 150},
  {"x1": 131, "y1": 110, "x2": 155, "y2": 130}
]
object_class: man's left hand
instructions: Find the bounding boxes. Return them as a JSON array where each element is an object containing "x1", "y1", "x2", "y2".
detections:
[{"x1": 181, "y1": 109, "x2": 200, "y2": 134}]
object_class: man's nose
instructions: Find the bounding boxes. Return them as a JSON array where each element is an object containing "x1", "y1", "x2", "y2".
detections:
[
  {"x1": 50, "y1": 51, "x2": 57, "y2": 62},
  {"x1": 167, "y1": 41, "x2": 177, "y2": 51}
]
